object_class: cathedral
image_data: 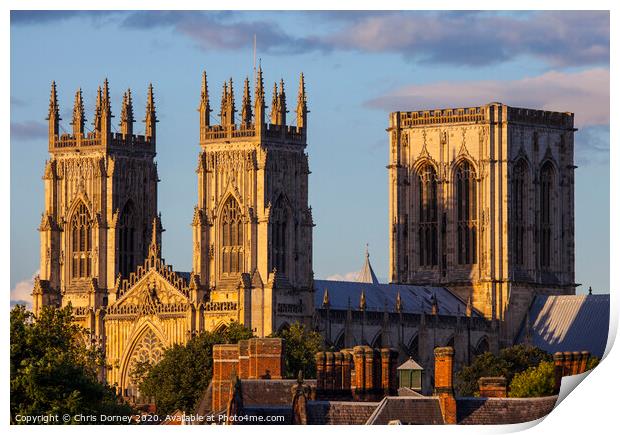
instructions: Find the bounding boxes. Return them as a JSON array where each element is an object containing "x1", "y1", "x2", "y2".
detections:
[{"x1": 32, "y1": 70, "x2": 576, "y2": 396}]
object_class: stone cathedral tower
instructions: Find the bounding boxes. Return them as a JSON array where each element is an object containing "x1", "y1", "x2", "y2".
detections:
[
  {"x1": 33, "y1": 80, "x2": 161, "y2": 324},
  {"x1": 388, "y1": 104, "x2": 576, "y2": 344},
  {"x1": 192, "y1": 68, "x2": 314, "y2": 336}
]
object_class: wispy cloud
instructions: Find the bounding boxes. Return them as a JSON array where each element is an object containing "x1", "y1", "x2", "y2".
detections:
[
  {"x1": 11, "y1": 271, "x2": 37, "y2": 309},
  {"x1": 365, "y1": 68, "x2": 610, "y2": 129},
  {"x1": 11, "y1": 121, "x2": 48, "y2": 140},
  {"x1": 325, "y1": 271, "x2": 360, "y2": 281},
  {"x1": 11, "y1": 11, "x2": 609, "y2": 68}
]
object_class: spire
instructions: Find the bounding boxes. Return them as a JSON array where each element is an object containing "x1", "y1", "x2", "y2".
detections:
[
  {"x1": 270, "y1": 82, "x2": 278, "y2": 124},
  {"x1": 220, "y1": 79, "x2": 236, "y2": 126},
  {"x1": 93, "y1": 86, "x2": 102, "y2": 133},
  {"x1": 148, "y1": 215, "x2": 162, "y2": 260},
  {"x1": 120, "y1": 88, "x2": 135, "y2": 137},
  {"x1": 47, "y1": 81, "x2": 60, "y2": 141},
  {"x1": 296, "y1": 72, "x2": 308, "y2": 129},
  {"x1": 71, "y1": 88, "x2": 85, "y2": 136},
  {"x1": 270, "y1": 79, "x2": 287, "y2": 125},
  {"x1": 396, "y1": 291, "x2": 403, "y2": 313},
  {"x1": 359, "y1": 290, "x2": 367, "y2": 311},
  {"x1": 357, "y1": 244, "x2": 379, "y2": 284},
  {"x1": 241, "y1": 77, "x2": 253, "y2": 126},
  {"x1": 254, "y1": 65, "x2": 265, "y2": 130},
  {"x1": 322, "y1": 288, "x2": 330, "y2": 308},
  {"x1": 100, "y1": 78, "x2": 113, "y2": 143},
  {"x1": 198, "y1": 71, "x2": 211, "y2": 138},
  {"x1": 144, "y1": 83, "x2": 157, "y2": 142}
]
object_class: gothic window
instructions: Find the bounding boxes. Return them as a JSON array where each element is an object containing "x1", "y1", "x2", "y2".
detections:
[
  {"x1": 127, "y1": 329, "x2": 164, "y2": 400},
  {"x1": 271, "y1": 197, "x2": 288, "y2": 274},
  {"x1": 118, "y1": 201, "x2": 136, "y2": 278},
  {"x1": 455, "y1": 160, "x2": 477, "y2": 265},
  {"x1": 540, "y1": 162, "x2": 554, "y2": 270},
  {"x1": 512, "y1": 160, "x2": 528, "y2": 266},
  {"x1": 417, "y1": 164, "x2": 438, "y2": 267},
  {"x1": 70, "y1": 202, "x2": 92, "y2": 279},
  {"x1": 221, "y1": 197, "x2": 244, "y2": 274}
]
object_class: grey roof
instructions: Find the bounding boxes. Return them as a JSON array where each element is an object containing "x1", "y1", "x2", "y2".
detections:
[
  {"x1": 397, "y1": 358, "x2": 424, "y2": 371},
  {"x1": 517, "y1": 294, "x2": 609, "y2": 358},
  {"x1": 314, "y1": 279, "x2": 477, "y2": 316},
  {"x1": 356, "y1": 247, "x2": 379, "y2": 284}
]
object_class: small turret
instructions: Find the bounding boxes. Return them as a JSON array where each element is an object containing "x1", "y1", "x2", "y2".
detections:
[
  {"x1": 220, "y1": 79, "x2": 236, "y2": 127},
  {"x1": 119, "y1": 88, "x2": 135, "y2": 137},
  {"x1": 270, "y1": 82, "x2": 278, "y2": 124},
  {"x1": 93, "y1": 86, "x2": 102, "y2": 133},
  {"x1": 71, "y1": 88, "x2": 85, "y2": 136},
  {"x1": 198, "y1": 71, "x2": 211, "y2": 141},
  {"x1": 100, "y1": 78, "x2": 113, "y2": 145},
  {"x1": 241, "y1": 77, "x2": 252, "y2": 127},
  {"x1": 296, "y1": 72, "x2": 308, "y2": 130},
  {"x1": 47, "y1": 81, "x2": 60, "y2": 145},
  {"x1": 270, "y1": 79, "x2": 287, "y2": 125},
  {"x1": 144, "y1": 83, "x2": 157, "y2": 143}
]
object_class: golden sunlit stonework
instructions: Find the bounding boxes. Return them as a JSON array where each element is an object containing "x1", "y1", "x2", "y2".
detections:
[{"x1": 33, "y1": 72, "x2": 576, "y2": 397}]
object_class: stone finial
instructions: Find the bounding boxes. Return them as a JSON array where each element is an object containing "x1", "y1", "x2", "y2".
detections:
[
  {"x1": 102, "y1": 78, "x2": 111, "y2": 112},
  {"x1": 395, "y1": 291, "x2": 403, "y2": 313},
  {"x1": 198, "y1": 71, "x2": 210, "y2": 118},
  {"x1": 588, "y1": 286, "x2": 593, "y2": 295},
  {"x1": 148, "y1": 216, "x2": 162, "y2": 260},
  {"x1": 359, "y1": 290, "x2": 367, "y2": 311},
  {"x1": 93, "y1": 85, "x2": 102, "y2": 132},
  {"x1": 119, "y1": 89, "x2": 135, "y2": 136},
  {"x1": 241, "y1": 76, "x2": 252, "y2": 126},
  {"x1": 296, "y1": 72, "x2": 307, "y2": 129},
  {"x1": 254, "y1": 65, "x2": 265, "y2": 128},
  {"x1": 71, "y1": 88, "x2": 85, "y2": 135},
  {"x1": 322, "y1": 288, "x2": 330, "y2": 308},
  {"x1": 47, "y1": 81, "x2": 60, "y2": 139},
  {"x1": 219, "y1": 79, "x2": 235, "y2": 126},
  {"x1": 144, "y1": 83, "x2": 157, "y2": 141},
  {"x1": 465, "y1": 296, "x2": 472, "y2": 317},
  {"x1": 270, "y1": 82, "x2": 278, "y2": 124},
  {"x1": 431, "y1": 293, "x2": 438, "y2": 315}
]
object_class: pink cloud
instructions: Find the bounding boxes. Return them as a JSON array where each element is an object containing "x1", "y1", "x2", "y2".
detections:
[{"x1": 365, "y1": 68, "x2": 609, "y2": 128}]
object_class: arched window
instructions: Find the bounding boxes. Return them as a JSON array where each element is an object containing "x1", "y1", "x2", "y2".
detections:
[
  {"x1": 455, "y1": 161, "x2": 477, "y2": 265},
  {"x1": 118, "y1": 201, "x2": 136, "y2": 278},
  {"x1": 417, "y1": 164, "x2": 438, "y2": 267},
  {"x1": 221, "y1": 197, "x2": 244, "y2": 274},
  {"x1": 271, "y1": 196, "x2": 288, "y2": 274},
  {"x1": 71, "y1": 202, "x2": 92, "y2": 279},
  {"x1": 540, "y1": 162, "x2": 554, "y2": 270},
  {"x1": 512, "y1": 160, "x2": 528, "y2": 266},
  {"x1": 474, "y1": 336, "x2": 490, "y2": 355}
]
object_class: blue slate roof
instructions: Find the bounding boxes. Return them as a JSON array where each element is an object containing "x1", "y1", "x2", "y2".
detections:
[
  {"x1": 518, "y1": 294, "x2": 610, "y2": 358},
  {"x1": 313, "y1": 279, "x2": 476, "y2": 317}
]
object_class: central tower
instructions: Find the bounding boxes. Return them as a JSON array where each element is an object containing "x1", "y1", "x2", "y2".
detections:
[{"x1": 192, "y1": 68, "x2": 314, "y2": 336}]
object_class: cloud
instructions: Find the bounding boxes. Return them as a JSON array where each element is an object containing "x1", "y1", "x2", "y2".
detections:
[
  {"x1": 325, "y1": 271, "x2": 360, "y2": 282},
  {"x1": 11, "y1": 121, "x2": 48, "y2": 140},
  {"x1": 11, "y1": 271, "x2": 37, "y2": 309},
  {"x1": 11, "y1": 10, "x2": 119, "y2": 25},
  {"x1": 365, "y1": 68, "x2": 610, "y2": 129},
  {"x1": 321, "y1": 11, "x2": 609, "y2": 67},
  {"x1": 11, "y1": 96, "x2": 26, "y2": 107},
  {"x1": 575, "y1": 125, "x2": 609, "y2": 167}
]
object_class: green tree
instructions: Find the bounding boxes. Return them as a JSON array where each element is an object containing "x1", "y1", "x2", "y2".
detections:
[
  {"x1": 271, "y1": 322, "x2": 323, "y2": 379},
  {"x1": 455, "y1": 344, "x2": 551, "y2": 397},
  {"x1": 10, "y1": 305, "x2": 132, "y2": 424},
  {"x1": 137, "y1": 321, "x2": 253, "y2": 416},
  {"x1": 509, "y1": 360, "x2": 555, "y2": 397}
]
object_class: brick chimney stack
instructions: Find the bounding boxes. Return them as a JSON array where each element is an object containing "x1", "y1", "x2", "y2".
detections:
[{"x1": 434, "y1": 347, "x2": 456, "y2": 424}]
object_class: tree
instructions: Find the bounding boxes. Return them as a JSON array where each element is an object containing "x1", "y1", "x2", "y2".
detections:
[
  {"x1": 455, "y1": 344, "x2": 551, "y2": 397},
  {"x1": 137, "y1": 321, "x2": 253, "y2": 416},
  {"x1": 509, "y1": 360, "x2": 555, "y2": 397},
  {"x1": 10, "y1": 305, "x2": 132, "y2": 424},
  {"x1": 271, "y1": 322, "x2": 323, "y2": 379}
]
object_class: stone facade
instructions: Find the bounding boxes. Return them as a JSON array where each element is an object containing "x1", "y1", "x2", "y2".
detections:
[{"x1": 388, "y1": 104, "x2": 577, "y2": 343}]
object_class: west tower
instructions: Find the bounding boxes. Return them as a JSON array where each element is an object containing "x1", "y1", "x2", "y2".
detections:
[
  {"x1": 192, "y1": 69, "x2": 314, "y2": 336},
  {"x1": 33, "y1": 80, "x2": 161, "y2": 323},
  {"x1": 388, "y1": 104, "x2": 576, "y2": 343}
]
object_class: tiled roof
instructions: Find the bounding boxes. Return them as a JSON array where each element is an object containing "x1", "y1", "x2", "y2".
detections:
[
  {"x1": 397, "y1": 358, "x2": 424, "y2": 371},
  {"x1": 456, "y1": 396, "x2": 558, "y2": 425},
  {"x1": 517, "y1": 294, "x2": 609, "y2": 357},
  {"x1": 314, "y1": 280, "x2": 476, "y2": 316},
  {"x1": 366, "y1": 397, "x2": 444, "y2": 425},
  {"x1": 356, "y1": 247, "x2": 379, "y2": 284}
]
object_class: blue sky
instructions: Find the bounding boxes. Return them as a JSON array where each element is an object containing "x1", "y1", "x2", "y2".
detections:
[{"x1": 10, "y1": 10, "x2": 610, "y2": 305}]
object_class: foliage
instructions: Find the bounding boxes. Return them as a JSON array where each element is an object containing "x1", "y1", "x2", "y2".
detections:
[
  {"x1": 10, "y1": 305, "x2": 132, "y2": 424},
  {"x1": 509, "y1": 360, "x2": 555, "y2": 397},
  {"x1": 586, "y1": 356, "x2": 600, "y2": 371},
  {"x1": 271, "y1": 322, "x2": 324, "y2": 379},
  {"x1": 137, "y1": 321, "x2": 253, "y2": 416},
  {"x1": 455, "y1": 344, "x2": 551, "y2": 397}
]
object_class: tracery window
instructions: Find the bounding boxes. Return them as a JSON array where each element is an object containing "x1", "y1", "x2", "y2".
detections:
[
  {"x1": 221, "y1": 197, "x2": 244, "y2": 274},
  {"x1": 540, "y1": 162, "x2": 554, "y2": 270},
  {"x1": 118, "y1": 201, "x2": 136, "y2": 278},
  {"x1": 512, "y1": 160, "x2": 528, "y2": 266},
  {"x1": 71, "y1": 202, "x2": 92, "y2": 279},
  {"x1": 417, "y1": 164, "x2": 438, "y2": 267},
  {"x1": 271, "y1": 197, "x2": 288, "y2": 274},
  {"x1": 455, "y1": 161, "x2": 477, "y2": 265}
]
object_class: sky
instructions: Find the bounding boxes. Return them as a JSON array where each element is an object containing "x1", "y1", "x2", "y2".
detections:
[{"x1": 9, "y1": 10, "x2": 610, "y2": 306}]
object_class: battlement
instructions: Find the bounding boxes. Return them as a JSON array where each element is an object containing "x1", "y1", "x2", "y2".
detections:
[
  {"x1": 198, "y1": 67, "x2": 308, "y2": 147},
  {"x1": 46, "y1": 79, "x2": 158, "y2": 154},
  {"x1": 390, "y1": 103, "x2": 574, "y2": 129}
]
